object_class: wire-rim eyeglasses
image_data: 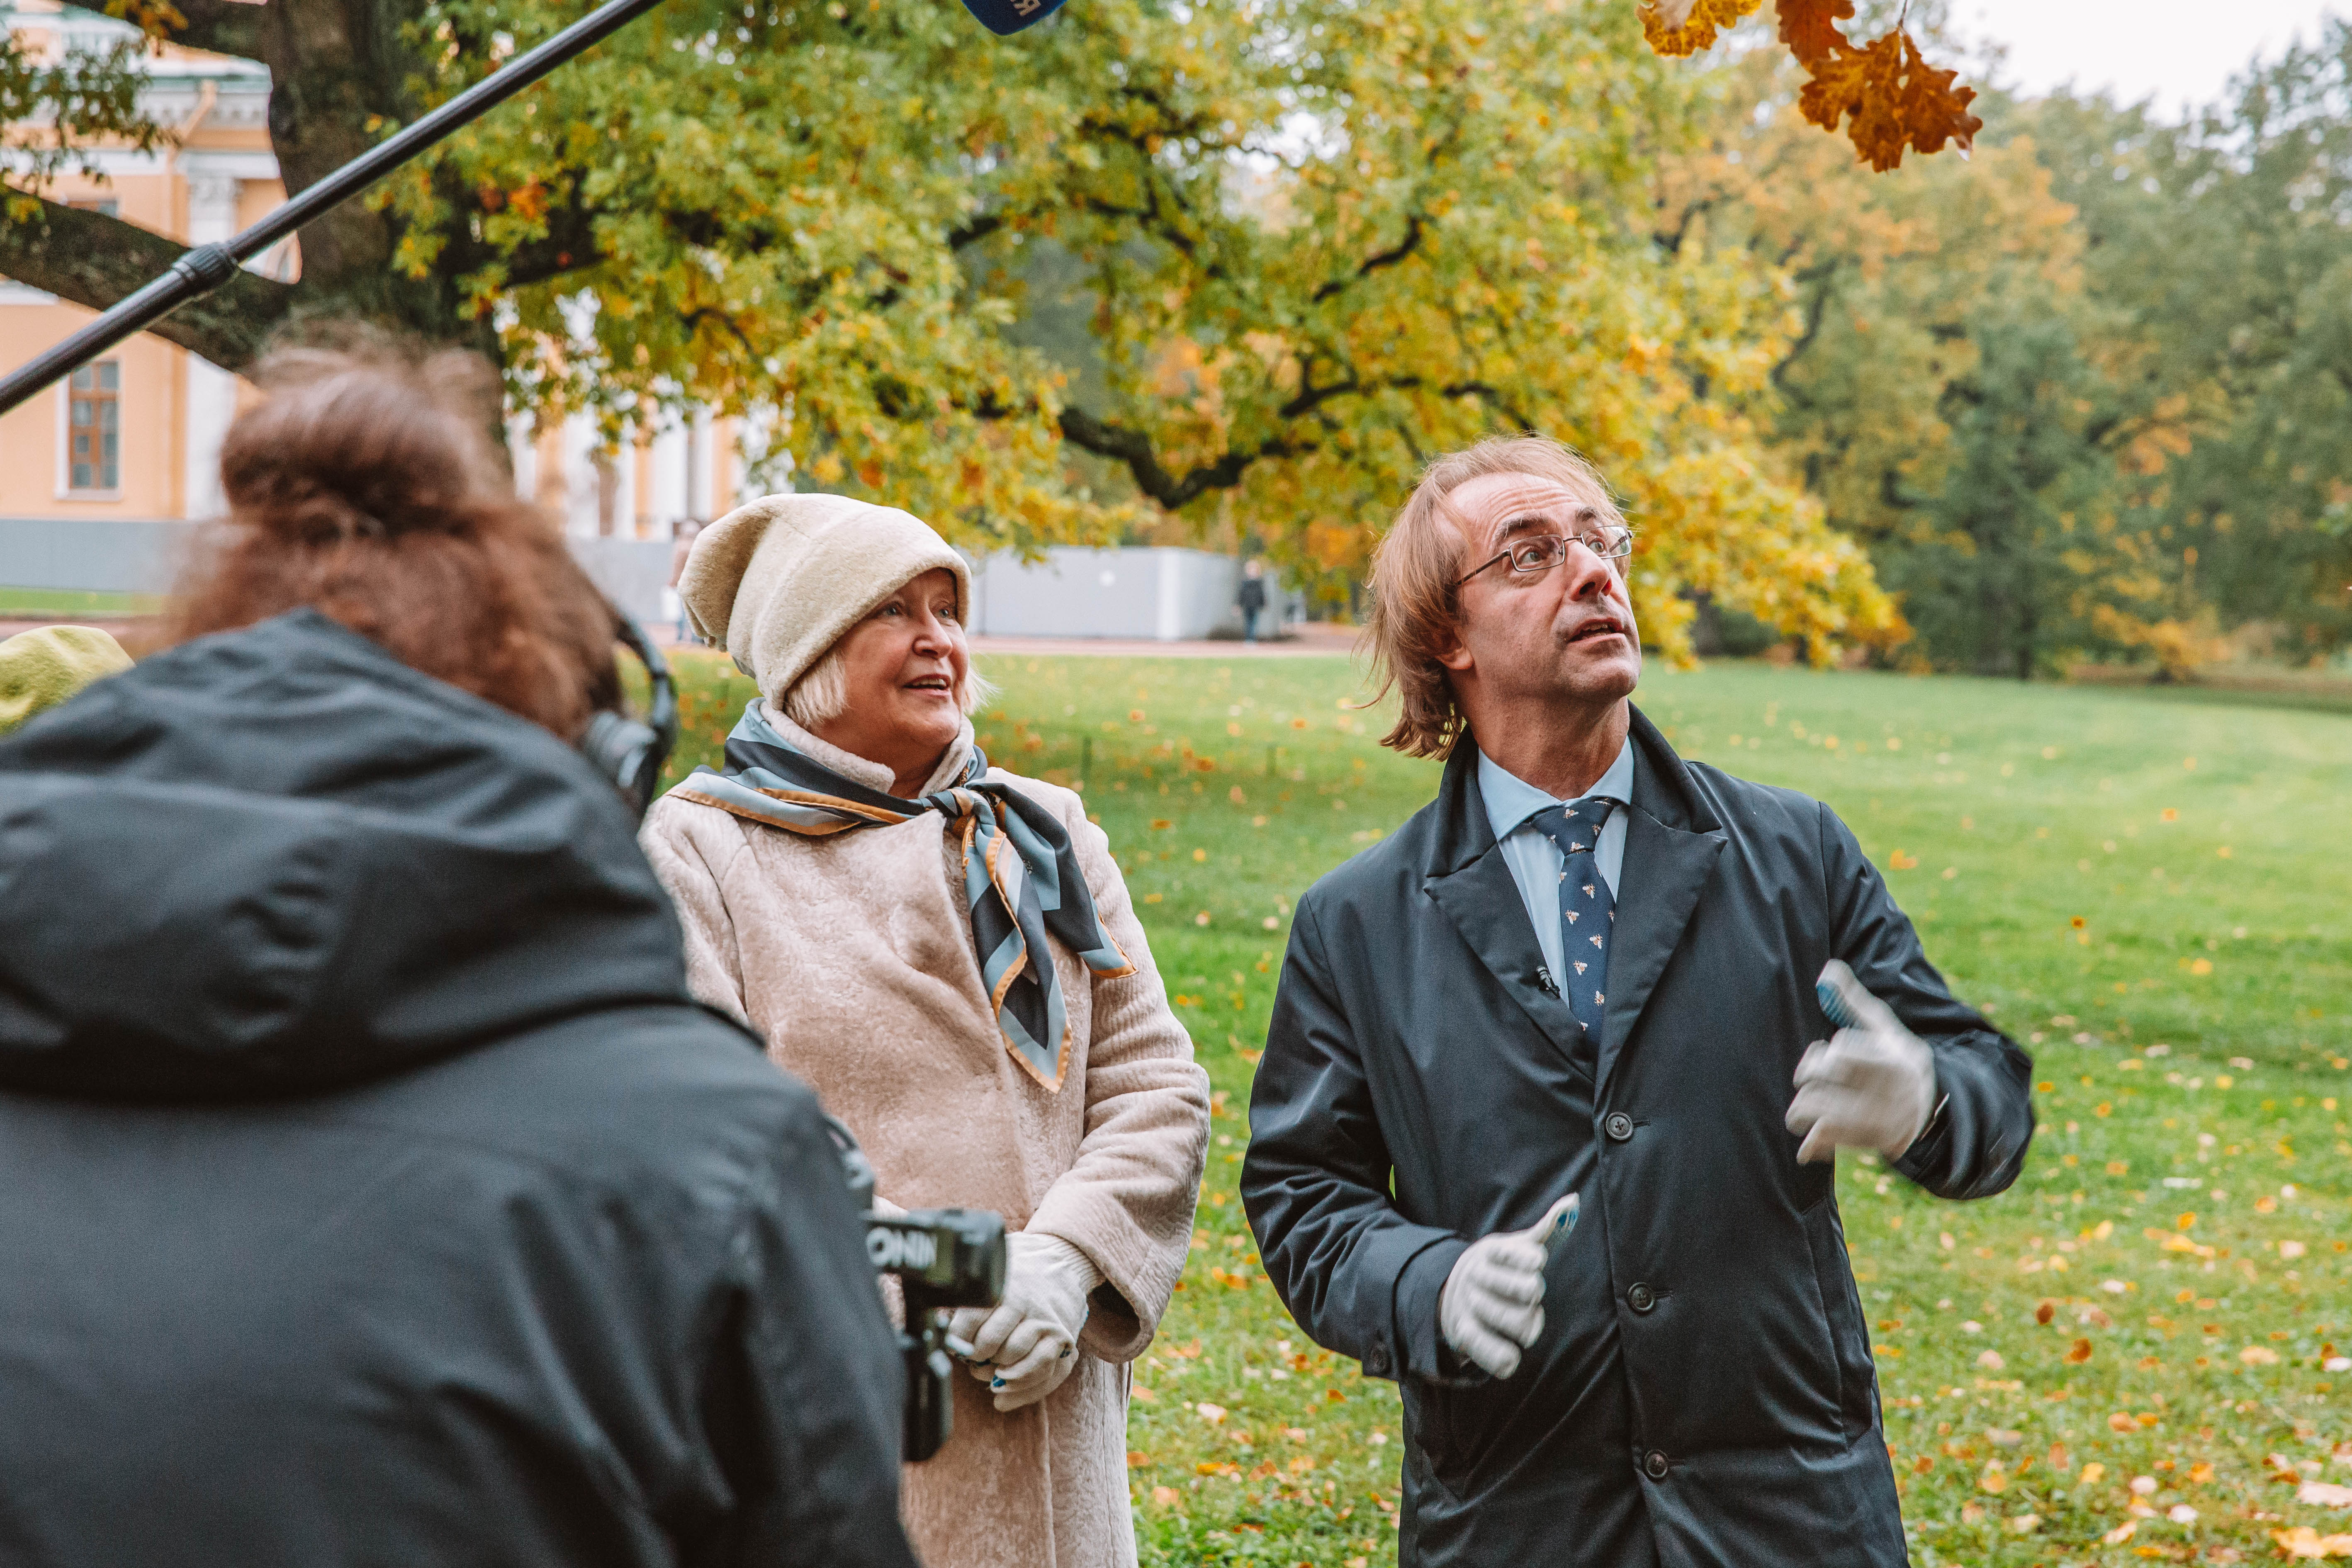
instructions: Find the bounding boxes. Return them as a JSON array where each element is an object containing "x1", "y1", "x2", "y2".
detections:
[{"x1": 1454, "y1": 526, "x2": 1637, "y2": 589}]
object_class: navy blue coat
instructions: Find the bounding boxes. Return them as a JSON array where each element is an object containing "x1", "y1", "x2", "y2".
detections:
[{"x1": 1241, "y1": 708, "x2": 2032, "y2": 1567}]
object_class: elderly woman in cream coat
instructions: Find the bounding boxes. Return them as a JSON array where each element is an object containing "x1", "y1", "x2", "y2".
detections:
[{"x1": 640, "y1": 493, "x2": 1210, "y2": 1568}]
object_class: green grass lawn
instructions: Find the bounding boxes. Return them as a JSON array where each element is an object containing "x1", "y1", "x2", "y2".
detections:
[
  {"x1": 0, "y1": 587, "x2": 161, "y2": 619},
  {"x1": 663, "y1": 653, "x2": 2352, "y2": 1567}
]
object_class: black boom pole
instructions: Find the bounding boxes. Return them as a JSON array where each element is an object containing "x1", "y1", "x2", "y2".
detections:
[{"x1": 0, "y1": 0, "x2": 671, "y2": 417}]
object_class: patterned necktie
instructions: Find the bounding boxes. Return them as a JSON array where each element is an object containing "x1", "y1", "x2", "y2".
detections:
[{"x1": 1532, "y1": 798, "x2": 1619, "y2": 1050}]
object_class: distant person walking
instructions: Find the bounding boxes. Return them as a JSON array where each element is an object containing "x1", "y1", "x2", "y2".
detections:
[{"x1": 1238, "y1": 557, "x2": 1268, "y2": 642}]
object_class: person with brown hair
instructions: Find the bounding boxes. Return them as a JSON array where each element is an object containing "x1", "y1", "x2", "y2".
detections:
[
  {"x1": 0, "y1": 343, "x2": 919, "y2": 1568},
  {"x1": 1240, "y1": 435, "x2": 2034, "y2": 1567},
  {"x1": 165, "y1": 341, "x2": 621, "y2": 737}
]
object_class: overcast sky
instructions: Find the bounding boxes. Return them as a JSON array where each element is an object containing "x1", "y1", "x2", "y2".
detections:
[{"x1": 1949, "y1": 0, "x2": 2349, "y2": 115}]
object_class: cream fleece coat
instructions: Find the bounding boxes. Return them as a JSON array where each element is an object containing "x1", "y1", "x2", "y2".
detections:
[{"x1": 640, "y1": 712, "x2": 1210, "y2": 1568}]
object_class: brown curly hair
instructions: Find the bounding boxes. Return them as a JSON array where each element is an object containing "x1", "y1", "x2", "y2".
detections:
[
  {"x1": 1364, "y1": 435, "x2": 1624, "y2": 758},
  {"x1": 166, "y1": 339, "x2": 618, "y2": 739}
]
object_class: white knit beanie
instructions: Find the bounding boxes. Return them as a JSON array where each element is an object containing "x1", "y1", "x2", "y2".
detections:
[{"x1": 679, "y1": 493, "x2": 972, "y2": 708}]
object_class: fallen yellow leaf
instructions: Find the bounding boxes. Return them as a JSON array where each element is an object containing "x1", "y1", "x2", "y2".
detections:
[{"x1": 2274, "y1": 1526, "x2": 2352, "y2": 1559}]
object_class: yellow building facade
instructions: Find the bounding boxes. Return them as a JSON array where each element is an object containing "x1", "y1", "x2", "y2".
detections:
[
  {"x1": 0, "y1": 0, "x2": 282, "y2": 526},
  {"x1": 0, "y1": 1, "x2": 747, "y2": 550}
]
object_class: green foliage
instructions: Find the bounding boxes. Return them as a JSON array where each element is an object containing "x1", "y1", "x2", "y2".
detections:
[
  {"x1": 1884, "y1": 316, "x2": 2130, "y2": 680},
  {"x1": 0, "y1": 17, "x2": 169, "y2": 202},
  {"x1": 1662, "y1": 24, "x2": 2352, "y2": 678},
  {"x1": 664, "y1": 648, "x2": 2352, "y2": 1565},
  {"x1": 2019, "y1": 35, "x2": 2352, "y2": 664},
  {"x1": 397, "y1": 0, "x2": 1895, "y2": 656}
]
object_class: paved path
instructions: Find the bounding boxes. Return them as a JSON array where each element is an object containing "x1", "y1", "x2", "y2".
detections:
[{"x1": 965, "y1": 625, "x2": 1359, "y2": 659}]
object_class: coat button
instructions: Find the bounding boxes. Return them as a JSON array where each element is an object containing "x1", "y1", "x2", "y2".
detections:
[
  {"x1": 1604, "y1": 1111, "x2": 1634, "y2": 1142},
  {"x1": 1627, "y1": 1282, "x2": 1656, "y2": 1313},
  {"x1": 1644, "y1": 1449, "x2": 1671, "y2": 1480}
]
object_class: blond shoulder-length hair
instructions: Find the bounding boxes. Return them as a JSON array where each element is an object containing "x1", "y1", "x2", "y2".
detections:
[{"x1": 1364, "y1": 435, "x2": 1625, "y2": 759}]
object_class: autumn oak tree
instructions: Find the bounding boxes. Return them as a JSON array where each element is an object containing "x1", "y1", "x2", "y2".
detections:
[
  {"x1": 0, "y1": 0, "x2": 1905, "y2": 658},
  {"x1": 1643, "y1": 0, "x2": 1981, "y2": 172}
]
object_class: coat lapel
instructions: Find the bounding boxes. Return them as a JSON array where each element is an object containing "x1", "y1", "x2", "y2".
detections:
[
  {"x1": 1420, "y1": 747, "x2": 1594, "y2": 1077},
  {"x1": 1597, "y1": 707, "x2": 1727, "y2": 1093}
]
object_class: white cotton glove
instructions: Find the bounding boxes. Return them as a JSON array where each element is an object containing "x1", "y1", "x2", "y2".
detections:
[
  {"x1": 1786, "y1": 960, "x2": 1939, "y2": 1164},
  {"x1": 1438, "y1": 1194, "x2": 1580, "y2": 1381},
  {"x1": 945, "y1": 1231, "x2": 1099, "y2": 1412}
]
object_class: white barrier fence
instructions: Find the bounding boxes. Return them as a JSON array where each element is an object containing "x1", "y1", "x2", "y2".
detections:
[
  {"x1": 1, "y1": 518, "x2": 676, "y2": 630},
  {"x1": 2, "y1": 521, "x2": 1296, "y2": 643}
]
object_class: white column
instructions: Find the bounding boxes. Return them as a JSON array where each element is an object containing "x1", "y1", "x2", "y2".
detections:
[
  {"x1": 649, "y1": 417, "x2": 688, "y2": 530},
  {"x1": 686, "y1": 407, "x2": 713, "y2": 519},
  {"x1": 559, "y1": 414, "x2": 601, "y2": 537},
  {"x1": 181, "y1": 173, "x2": 241, "y2": 520},
  {"x1": 506, "y1": 413, "x2": 538, "y2": 498}
]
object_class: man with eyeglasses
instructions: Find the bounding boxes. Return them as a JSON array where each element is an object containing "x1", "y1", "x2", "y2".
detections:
[{"x1": 1239, "y1": 436, "x2": 2033, "y2": 1566}]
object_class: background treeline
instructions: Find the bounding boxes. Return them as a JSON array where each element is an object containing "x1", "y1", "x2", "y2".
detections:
[
  {"x1": 1653, "y1": 22, "x2": 2352, "y2": 677},
  {"x1": 998, "y1": 10, "x2": 2352, "y2": 677},
  {"x1": 15, "y1": 0, "x2": 2347, "y2": 675}
]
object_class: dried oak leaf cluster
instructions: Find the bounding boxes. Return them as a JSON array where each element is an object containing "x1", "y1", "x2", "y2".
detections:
[{"x1": 1639, "y1": 0, "x2": 1983, "y2": 172}]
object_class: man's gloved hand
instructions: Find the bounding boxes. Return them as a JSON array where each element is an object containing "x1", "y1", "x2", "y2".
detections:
[
  {"x1": 1438, "y1": 1194, "x2": 1579, "y2": 1380},
  {"x1": 1786, "y1": 959, "x2": 1939, "y2": 1164},
  {"x1": 945, "y1": 1231, "x2": 1099, "y2": 1412}
]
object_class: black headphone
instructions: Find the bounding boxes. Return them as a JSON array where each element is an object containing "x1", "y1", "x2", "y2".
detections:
[{"x1": 579, "y1": 610, "x2": 679, "y2": 820}]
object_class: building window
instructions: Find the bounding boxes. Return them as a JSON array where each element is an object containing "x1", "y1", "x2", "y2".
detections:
[
  {"x1": 68, "y1": 362, "x2": 120, "y2": 492},
  {"x1": 67, "y1": 197, "x2": 119, "y2": 218}
]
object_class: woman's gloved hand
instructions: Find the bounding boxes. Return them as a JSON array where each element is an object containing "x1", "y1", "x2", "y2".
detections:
[{"x1": 945, "y1": 1232, "x2": 1099, "y2": 1412}]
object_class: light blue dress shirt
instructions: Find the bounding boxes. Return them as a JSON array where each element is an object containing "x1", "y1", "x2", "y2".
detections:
[{"x1": 1476, "y1": 738, "x2": 1636, "y2": 992}]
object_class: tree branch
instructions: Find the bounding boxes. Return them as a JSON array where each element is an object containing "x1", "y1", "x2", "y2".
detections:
[
  {"x1": 1769, "y1": 260, "x2": 1839, "y2": 393},
  {"x1": 1057, "y1": 405, "x2": 1294, "y2": 510},
  {"x1": 0, "y1": 196, "x2": 303, "y2": 371},
  {"x1": 949, "y1": 213, "x2": 1004, "y2": 250},
  {"x1": 1056, "y1": 370, "x2": 1527, "y2": 510},
  {"x1": 1312, "y1": 213, "x2": 1425, "y2": 303}
]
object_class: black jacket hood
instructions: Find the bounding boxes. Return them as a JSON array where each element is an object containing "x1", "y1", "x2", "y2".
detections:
[{"x1": 0, "y1": 610, "x2": 689, "y2": 1100}]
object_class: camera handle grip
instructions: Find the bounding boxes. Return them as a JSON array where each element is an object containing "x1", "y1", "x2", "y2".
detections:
[{"x1": 900, "y1": 1316, "x2": 958, "y2": 1464}]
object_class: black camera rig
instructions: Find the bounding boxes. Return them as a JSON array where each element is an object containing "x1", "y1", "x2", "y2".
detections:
[{"x1": 825, "y1": 1116, "x2": 1007, "y2": 1463}]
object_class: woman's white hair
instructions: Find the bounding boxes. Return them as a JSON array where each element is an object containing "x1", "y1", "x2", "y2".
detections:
[{"x1": 783, "y1": 644, "x2": 996, "y2": 730}]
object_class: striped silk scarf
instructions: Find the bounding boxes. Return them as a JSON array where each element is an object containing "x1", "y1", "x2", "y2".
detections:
[{"x1": 669, "y1": 702, "x2": 1134, "y2": 1090}]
